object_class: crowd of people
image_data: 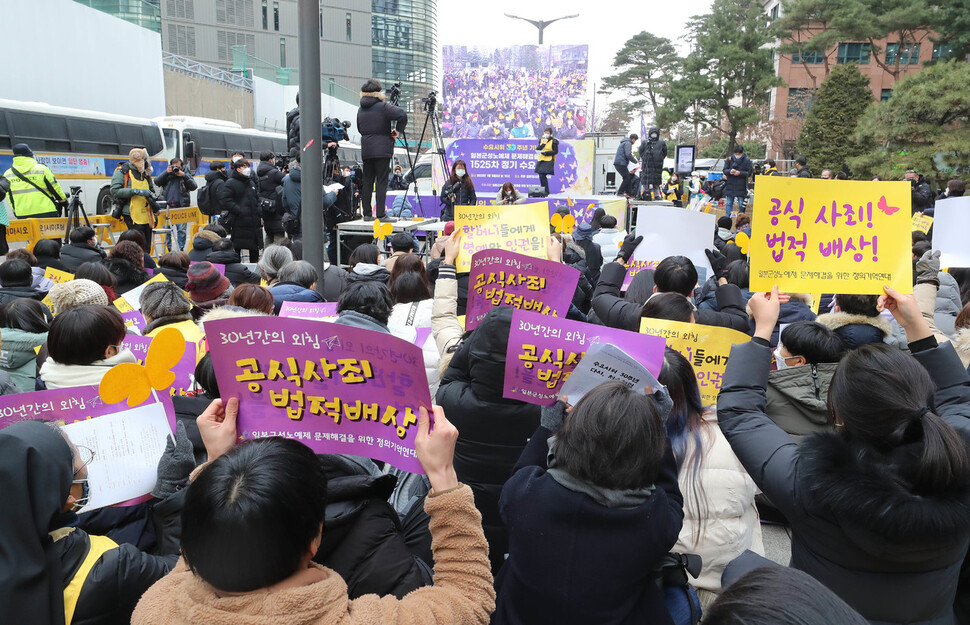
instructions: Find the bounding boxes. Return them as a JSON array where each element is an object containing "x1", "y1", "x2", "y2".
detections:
[
  {"x1": 4, "y1": 117, "x2": 970, "y2": 624},
  {"x1": 442, "y1": 67, "x2": 588, "y2": 140}
]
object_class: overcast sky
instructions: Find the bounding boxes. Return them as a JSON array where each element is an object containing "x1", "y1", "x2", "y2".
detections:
[{"x1": 437, "y1": 0, "x2": 716, "y2": 119}]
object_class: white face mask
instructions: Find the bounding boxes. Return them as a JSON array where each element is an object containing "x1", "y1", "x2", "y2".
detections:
[
  {"x1": 455, "y1": 169, "x2": 466, "y2": 177},
  {"x1": 240, "y1": 168, "x2": 252, "y2": 177},
  {"x1": 543, "y1": 133, "x2": 551, "y2": 140},
  {"x1": 773, "y1": 346, "x2": 795, "y2": 370}
]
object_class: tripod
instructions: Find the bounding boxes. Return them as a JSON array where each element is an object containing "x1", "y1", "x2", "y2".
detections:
[
  {"x1": 62, "y1": 187, "x2": 92, "y2": 244},
  {"x1": 396, "y1": 90, "x2": 448, "y2": 219}
]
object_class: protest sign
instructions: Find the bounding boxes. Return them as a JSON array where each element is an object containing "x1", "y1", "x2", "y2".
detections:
[
  {"x1": 121, "y1": 310, "x2": 147, "y2": 334},
  {"x1": 749, "y1": 178, "x2": 912, "y2": 294},
  {"x1": 0, "y1": 385, "x2": 176, "y2": 432},
  {"x1": 61, "y1": 402, "x2": 172, "y2": 511},
  {"x1": 625, "y1": 205, "x2": 716, "y2": 289},
  {"x1": 504, "y1": 309, "x2": 666, "y2": 406},
  {"x1": 931, "y1": 196, "x2": 970, "y2": 269},
  {"x1": 44, "y1": 267, "x2": 74, "y2": 284},
  {"x1": 912, "y1": 213, "x2": 934, "y2": 235},
  {"x1": 120, "y1": 333, "x2": 199, "y2": 396},
  {"x1": 638, "y1": 318, "x2": 749, "y2": 405},
  {"x1": 207, "y1": 317, "x2": 432, "y2": 473},
  {"x1": 560, "y1": 343, "x2": 660, "y2": 405},
  {"x1": 279, "y1": 301, "x2": 339, "y2": 320},
  {"x1": 190, "y1": 261, "x2": 226, "y2": 276},
  {"x1": 465, "y1": 249, "x2": 579, "y2": 330},
  {"x1": 119, "y1": 273, "x2": 170, "y2": 310},
  {"x1": 455, "y1": 201, "x2": 549, "y2": 272}
]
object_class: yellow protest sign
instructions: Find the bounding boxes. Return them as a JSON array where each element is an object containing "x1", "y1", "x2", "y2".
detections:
[
  {"x1": 749, "y1": 178, "x2": 912, "y2": 295},
  {"x1": 911, "y1": 213, "x2": 934, "y2": 234},
  {"x1": 639, "y1": 318, "x2": 750, "y2": 405},
  {"x1": 44, "y1": 267, "x2": 74, "y2": 284},
  {"x1": 454, "y1": 201, "x2": 548, "y2": 272}
]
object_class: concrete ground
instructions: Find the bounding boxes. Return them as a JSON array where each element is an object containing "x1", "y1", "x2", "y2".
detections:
[{"x1": 761, "y1": 523, "x2": 793, "y2": 565}]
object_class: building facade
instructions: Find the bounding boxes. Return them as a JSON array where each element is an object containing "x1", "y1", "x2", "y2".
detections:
[
  {"x1": 371, "y1": 0, "x2": 438, "y2": 124},
  {"x1": 763, "y1": 0, "x2": 948, "y2": 159}
]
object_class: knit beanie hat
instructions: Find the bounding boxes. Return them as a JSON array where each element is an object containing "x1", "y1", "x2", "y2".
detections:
[
  {"x1": 195, "y1": 229, "x2": 221, "y2": 244},
  {"x1": 443, "y1": 221, "x2": 455, "y2": 236},
  {"x1": 141, "y1": 282, "x2": 193, "y2": 319},
  {"x1": 718, "y1": 216, "x2": 734, "y2": 230},
  {"x1": 187, "y1": 262, "x2": 230, "y2": 303},
  {"x1": 48, "y1": 279, "x2": 110, "y2": 314}
]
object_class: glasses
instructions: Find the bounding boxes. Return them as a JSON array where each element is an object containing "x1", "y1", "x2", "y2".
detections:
[{"x1": 74, "y1": 445, "x2": 95, "y2": 476}]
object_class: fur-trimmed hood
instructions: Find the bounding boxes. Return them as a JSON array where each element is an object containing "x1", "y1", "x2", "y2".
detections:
[
  {"x1": 197, "y1": 305, "x2": 268, "y2": 335},
  {"x1": 800, "y1": 431, "x2": 970, "y2": 551},
  {"x1": 359, "y1": 91, "x2": 386, "y2": 108},
  {"x1": 953, "y1": 328, "x2": 970, "y2": 366},
  {"x1": 815, "y1": 311, "x2": 892, "y2": 349}
]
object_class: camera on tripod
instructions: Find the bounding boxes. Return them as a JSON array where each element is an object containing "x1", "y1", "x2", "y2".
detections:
[
  {"x1": 322, "y1": 117, "x2": 351, "y2": 144},
  {"x1": 422, "y1": 91, "x2": 438, "y2": 112},
  {"x1": 387, "y1": 82, "x2": 403, "y2": 106},
  {"x1": 273, "y1": 153, "x2": 290, "y2": 170},
  {"x1": 69, "y1": 186, "x2": 82, "y2": 196}
]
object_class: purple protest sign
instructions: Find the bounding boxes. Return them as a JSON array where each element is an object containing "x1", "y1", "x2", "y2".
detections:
[
  {"x1": 279, "y1": 301, "x2": 339, "y2": 319},
  {"x1": 121, "y1": 310, "x2": 147, "y2": 334},
  {"x1": 466, "y1": 249, "x2": 579, "y2": 330},
  {"x1": 121, "y1": 334, "x2": 198, "y2": 396},
  {"x1": 503, "y1": 308, "x2": 667, "y2": 406},
  {"x1": 206, "y1": 316, "x2": 433, "y2": 473},
  {"x1": 0, "y1": 385, "x2": 177, "y2": 432}
]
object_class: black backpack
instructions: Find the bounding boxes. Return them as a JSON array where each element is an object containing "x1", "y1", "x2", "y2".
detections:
[{"x1": 198, "y1": 182, "x2": 218, "y2": 216}]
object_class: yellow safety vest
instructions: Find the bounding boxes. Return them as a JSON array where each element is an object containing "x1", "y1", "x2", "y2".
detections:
[
  {"x1": 51, "y1": 528, "x2": 118, "y2": 625},
  {"x1": 129, "y1": 170, "x2": 152, "y2": 225},
  {"x1": 2, "y1": 156, "x2": 65, "y2": 217},
  {"x1": 537, "y1": 139, "x2": 555, "y2": 163}
]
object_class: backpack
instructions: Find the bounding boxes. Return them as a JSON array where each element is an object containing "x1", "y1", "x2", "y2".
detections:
[{"x1": 198, "y1": 182, "x2": 218, "y2": 216}]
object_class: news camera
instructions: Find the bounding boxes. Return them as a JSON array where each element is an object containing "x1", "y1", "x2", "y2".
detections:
[
  {"x1": 422, "y1": 91, "x2": 438, "y2": 112},
  {"x1": 387, "y1": 82, "x2": 403, "y2": 106},
  {"x1": 322, "y1": 117, "x2": 351, "y2": 144}
]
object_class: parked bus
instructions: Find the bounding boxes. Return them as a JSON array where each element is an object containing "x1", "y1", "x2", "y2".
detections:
[{"x1": 0, "y1": 98, "x2": 168, "y2": 215}]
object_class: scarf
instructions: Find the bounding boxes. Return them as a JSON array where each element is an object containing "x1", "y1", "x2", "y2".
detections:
[
  {"x1": 39, "y1": 350, "x2": 138, "y2": 389},
  {"x1": 546, "y1": 436, "x2": 656, "y2": 509},
  {"x1": 143, "y1": 313, "x2": 194, "y2": 336}
]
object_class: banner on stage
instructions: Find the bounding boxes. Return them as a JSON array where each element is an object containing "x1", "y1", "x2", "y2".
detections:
[
  {"x1": 638, "y1": 318, "x2": 749, "y2": 405},
  {"x1": 749, "y1": 178, "x2": 912, "y2": 294},
  {"x1": 454, "y1": 201, "x2": 548, "y2": 272},
  {"x1": 625, "y1": 204, "x2": 715, "y2": 289},
  {"x1": 504, "y1": 309, "x2": 666, "y2": 406},
  {"x1": 207, "y1": 317, "x2": 432, "y2": 474},
  {"x1": 465, "y1": 249, "x2": 579, "y2": 330}
]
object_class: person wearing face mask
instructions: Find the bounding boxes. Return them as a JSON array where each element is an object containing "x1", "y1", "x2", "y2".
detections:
[
  {"x1": 765, "y1": 320, "x2": 846, "y2": 441},
  {"x1": 494, "y1": 182, "x2": 525, "y2": 205},
  {"x1": 110, "y1": 148, "x2": 158, "y2": 247},
  {"x1": 218, "y1": 159, "x2": 263, "y2": 263},
  {"x1": 662, "y1": 172, "x2": 687, "y2": 207},
  {"x1": 638, "y1": 126, "x2": 667, "y2": 200},
  {"x1": 440, "y1": 159, "x2": 477, "y2": 222},
  {"x1": 535, "y1": 127, "x2": 559, "y2": 196},
  {"x1": 510, "y1": 118, "x2": 533, "y2": 139},
  {"x1": 0, "y1": 419, "x2": 182, "y2": 625},
  {"x1": 389, "y1": 165, "x2": 407, "y2": 191},
  {"x1": 357, "y1": 78, "x2": 408, "y2": 222}
]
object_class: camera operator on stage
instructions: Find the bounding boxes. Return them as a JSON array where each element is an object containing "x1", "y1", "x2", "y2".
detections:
[
  {"x1": 325, "y1": 164, "x2": 357, "y2": 265},
  {"x1": 155, "y1": 157, "x2": 197, "y2": 250},
  {"x1": 357, "y1": 78, "x2": 407, "y2": 222}
]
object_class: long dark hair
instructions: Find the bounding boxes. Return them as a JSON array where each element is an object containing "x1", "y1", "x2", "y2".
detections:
[
  {"x1": 659, "y1": 348, "x2": 710, "y2": 543},
  {"x1": 0, "y1": 299, "x2": 50, "y2": 333},
  {"x1": 388, "y1": 254, "x2": 431, "y2": 304},
  {"x1": 829, "y1": 344, "x2": 970, "y2": 494},
  {"x1": 448, "y1": 159, "x2": 475, "y2": 193}
]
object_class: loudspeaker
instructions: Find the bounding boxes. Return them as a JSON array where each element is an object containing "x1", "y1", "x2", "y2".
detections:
[{"x1": 528, "y1": 186, "x2": 548, "y2": 198}]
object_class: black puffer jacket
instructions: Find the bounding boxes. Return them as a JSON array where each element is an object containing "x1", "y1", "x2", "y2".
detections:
[
  {"x1": 155, "y1": 265, "x2": 189, "y2": 289},
  {"x1": 722, "y1": 153, "x2": 753, "y2": 198},
  {"x1": 313, "y1": 459, "x2": 430, "y2": 599},
  {"x1": 638, "y1": 127, "x2": 667, "y2": 187},
  {"x1": 218, "y1": 169, "x2": 263, "y2": 252},
  {"x1": 205, "y1": 249, "x2": 261, "y2": 287},
  {"x1": 718, "y1": 339, "x2": 970, "y2": 625},
  {"x1": 435, "y1": 306, "x2": 540, "y2": 572},
  {"x1": 188, "y1": 235, "x2": 216, "y2": 262},
  {"x1": 357, "y1": 93, "x2": 407, "y2": 160},
  {"x1": 563, "y1": 246, "x2": 594, "y2": 314},
  {"x1": 61, "y1": 243, "x2": 106, "y2": 272},
  {"x1": 102, "y1": 258, "x2": 149, "y2": 295},
  {"x1": 591, "y1": 261, "x2": 750, "y2": 333},
  {"x1": 256, "y1": 161, "x2": 285, "y2": 235}
]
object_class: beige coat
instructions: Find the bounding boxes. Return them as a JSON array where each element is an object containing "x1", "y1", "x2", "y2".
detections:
[
  {"x1": 673, "y1": 412, "x2": 764, "y2": 593},
  {"x1": 131, "y1": 485, "x2": 495, "y2": 625},
  {"x1": 431, "y1": 264, "x2": 464, "y2": 373}
]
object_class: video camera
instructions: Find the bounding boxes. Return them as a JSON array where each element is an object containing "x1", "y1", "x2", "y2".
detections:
[
  {"x1": 387, "y1": 82, "x2": 403, "y2": 106},
  {"x1": 322, "y1": 117, "x2": 351, "y2": 144},
  {"x1": 422, "y1": 91, "x2": 438, "y2": 112},
  {"x1": 273, "y1": 152, "x2": 290, "y2": 170}
]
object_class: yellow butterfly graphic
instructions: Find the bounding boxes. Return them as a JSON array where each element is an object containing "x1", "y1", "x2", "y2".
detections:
[
  {"x1": 99, "y1": 327, "x2": 186, "y2": 407},
  {"x1": 734, "y1": 231, "x2": 750, "y2": 255},
  {"x1": 551, "y1": 213, "x2": 576, "y2": 235},
  {"x1": 373, "y1": 219, "x2": 393, "y2": 241}
]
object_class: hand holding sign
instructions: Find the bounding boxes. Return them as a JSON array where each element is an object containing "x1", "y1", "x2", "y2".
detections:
[
  {"x1": 414, "y1": 406, "x2": 459, "y2": 493},
  {"x1": 878, "y1": 284, "x2": 931, "y2": 342},
  {"x1": 197, "y1": 397, "x2": 239, "y2": 462},
  {"x1": 748, "y1": 286, "x2": 781, "y2": 341}
]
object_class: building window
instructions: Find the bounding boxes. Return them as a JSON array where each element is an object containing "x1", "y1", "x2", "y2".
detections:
[
  {"x1": 837, "y1": 42, "x2": 871, "y2": 64},
  {"x1": 347, "y1": 12, "x2": 353, "y2": 42},
  {"x1": 262, "y1": 0, "x2": 267, "y2": 29},
  {"x1": 787, "y1": 87, "x2": 816, "y2": 118},
  {"x1": 319, "y1": 8, "x2": 323, "y2": 37},
  {"x1": 280, "y1": 37, "x2": 286, "y2": 66},
  {"x1": 166, "y1": 23, "x2": 196, "y2": 56},
  {"x1": 769, "y1": 4, "x2": 779, "y2": 20},
  {"x1": 216, "y1": 0, "x2": 254, "y2": 27},
  {"x1": 880, "y1": 89, "x2": 892, "y2": 101},
  {"x1": 273, "y1": 1, "x2": 279, "y2": 31},
  {"x1": 792, "y1": 50, "x2": 825, "y2": 64},
  {"x1": 932, "y1": 44, "x2": 954, "y2": 61},
  {"x1": 216, "y1": 30, "x2": 255, "y2": 62},
  {"x1": 166, "y1": 0, "x2": 195, "y2": 20},
  {"x1": 886, "y1": 43, "x2": 920, "y2": 65}
]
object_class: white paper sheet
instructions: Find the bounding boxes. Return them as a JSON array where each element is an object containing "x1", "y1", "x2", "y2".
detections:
[
  {"x1": 932, "y1": 196, "x2": 970, "y2": 269},
  {"x1": 560, "y1": 343, "x2": 660, "y2": 405},
  {"x1": 61, "y1": 401, "x2": 173, "y2": 511},
  {"x1": 632, "y1": 204, "x2": 716, "y2": 279}
]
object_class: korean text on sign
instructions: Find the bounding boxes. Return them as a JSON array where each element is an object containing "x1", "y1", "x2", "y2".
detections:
[
  {"x1": 207, "y1": 317, "x2": 432, "y2": 474},
  {"x1": 504, "y1": 309, "x2": 666, "y2": 406},
  {"x1": 638, "y1": 318, "x2": 749, "y2": 405},
  {"x1": 465, "y1": 249, "x2": 579, "y2": 330},
  {"x1": 454, "y1": 201, "x2": 550, "y2": 272},
  {"x1": 749, "y1": 178, "x2": 912, "y2": 294}
]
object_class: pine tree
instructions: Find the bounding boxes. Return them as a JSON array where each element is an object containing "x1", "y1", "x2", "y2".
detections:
[{"x1": 796, "y1": 64, "x2": 873, "y2": 175}]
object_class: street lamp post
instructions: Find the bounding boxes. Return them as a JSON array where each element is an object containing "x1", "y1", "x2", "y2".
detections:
[{"x1": 504, "y1": 13, "x2": 579, "y2": 45}]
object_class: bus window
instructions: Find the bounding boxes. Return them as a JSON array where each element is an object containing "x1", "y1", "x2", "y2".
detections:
[
  {"x1": 9, "y1": 111, "x2": 70, "y2": 151},
  {"x1": 161, "y1": 128, "x2": 178, "y2": 161},
  {"x1": 272, "y1": 138, "x2": 287, "y2": 154},
  {"x1": 0, "y1": 112, "x2": 10, "y2": 149}
]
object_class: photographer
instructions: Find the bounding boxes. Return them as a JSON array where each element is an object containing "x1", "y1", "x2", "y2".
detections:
[
  {"x1": 494, "y1": 182, "x2": 525, "y2": 205},
  {"x1": 325, "y1": 164, "x2": 356, "y2": 265},
  {"x1": 357, "y1": 78, "x2": 407, "y2": 221},
  {"x1": 155, "y1": 157, "x2": 198, "y2": 251},
  {"x1": 905, "y1": 169, "x2": 935, "y2": 214},
  {"x1": 257, "y1": 151, "x2": 286, "y2": 246},
  {"x1": 389, "y1": 164, "x2": 407, "y2": 191}
]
